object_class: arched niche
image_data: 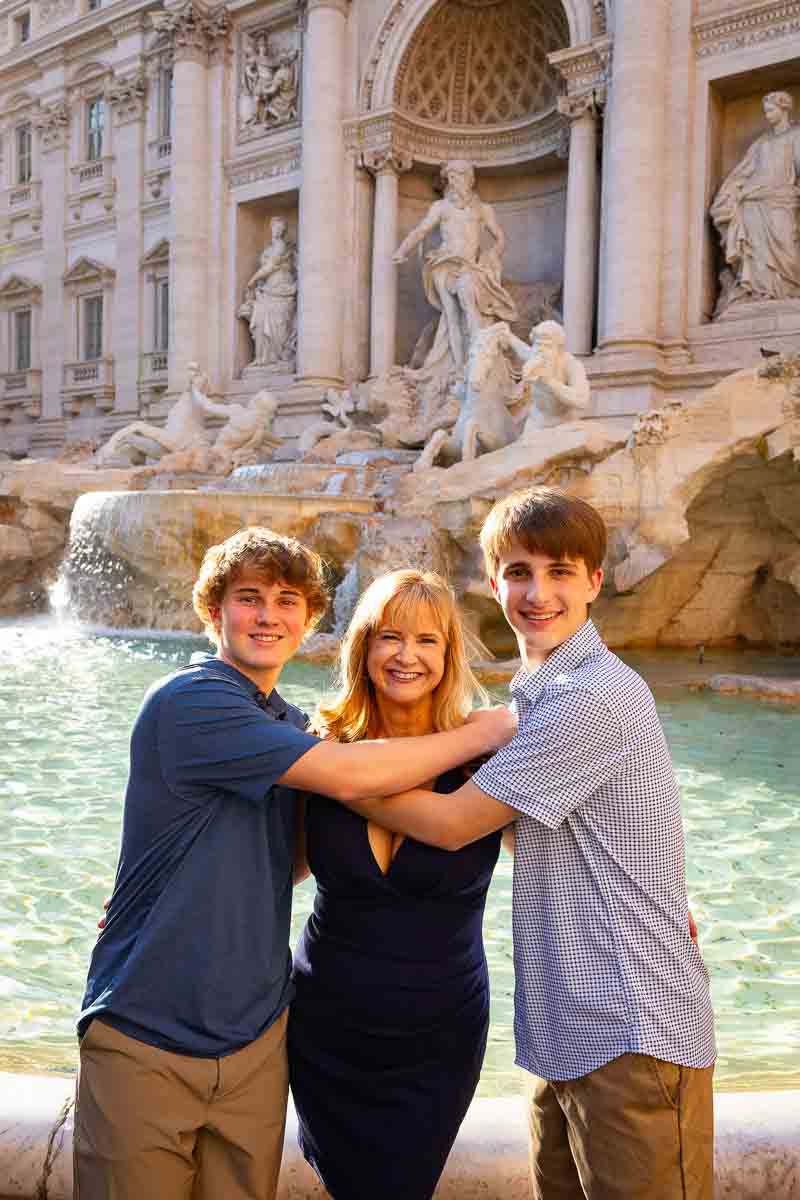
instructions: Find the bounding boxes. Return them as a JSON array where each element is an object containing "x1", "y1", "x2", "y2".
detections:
[{"x1": 361, "y1": 0, "x2": 598, "y2": 116}]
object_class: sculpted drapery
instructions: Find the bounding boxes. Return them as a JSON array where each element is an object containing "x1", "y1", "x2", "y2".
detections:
[{"x1": 711, "y1": 91, "x2": 800, "y2": 315}]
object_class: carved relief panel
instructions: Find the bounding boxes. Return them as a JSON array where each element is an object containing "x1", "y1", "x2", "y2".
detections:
[{"x1": 237, "y1": 17, "x2": 301, "y2": 144}]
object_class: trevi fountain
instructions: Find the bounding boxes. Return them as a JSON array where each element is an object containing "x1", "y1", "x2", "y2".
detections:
[{"x1": 0, "y1": 0, "x2": 799, "y2": 1196}]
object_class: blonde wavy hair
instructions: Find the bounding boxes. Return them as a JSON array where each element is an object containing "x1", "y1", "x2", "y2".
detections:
[{"x1": 316, "y1": 569, "x2": 487, "y2": 742}]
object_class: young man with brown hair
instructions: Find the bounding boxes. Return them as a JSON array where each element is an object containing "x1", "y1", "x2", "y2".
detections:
[
  {"x1": 74, "y1": 526, "x2": 513, "y2": 1200},
  {"x1": 350, "y1": 487, "x2": 716, "y2": 1200}
]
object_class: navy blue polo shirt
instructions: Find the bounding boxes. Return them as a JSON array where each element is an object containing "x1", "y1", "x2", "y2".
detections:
[{"x1": 78, "y1": 657, "x2": 318, "y2": 1057}]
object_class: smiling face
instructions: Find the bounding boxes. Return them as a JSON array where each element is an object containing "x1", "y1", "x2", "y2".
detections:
[
  {"x1": 209, "y1": 568, "x2": 310, "y2": 692},
  {"x1": 491, "y1": 543, "x2": 603, "y2": 669},
  {"x1": 366, "y1": 602, "x2": 447, "y2": 714}
]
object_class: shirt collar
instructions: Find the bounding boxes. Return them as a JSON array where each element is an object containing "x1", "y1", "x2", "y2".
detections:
[
  {"x1": 511, "y1": 620, "x2": 603, "y2": 702},
  {"x1": 194, "y1": 655, "x2": 289, "y2": 716}
]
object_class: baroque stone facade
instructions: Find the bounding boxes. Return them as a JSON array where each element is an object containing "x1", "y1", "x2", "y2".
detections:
[{"x1": 2, "y1": 0, "x2": 800, "y2": 457}]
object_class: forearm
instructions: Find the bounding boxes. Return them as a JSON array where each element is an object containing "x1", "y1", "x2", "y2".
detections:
[
  {"x1": 281, "y1": 720, "x2": 507, "y2": 803},
  {"x1": 346, "y1": 779, "x2": 515, "y2": 852}
]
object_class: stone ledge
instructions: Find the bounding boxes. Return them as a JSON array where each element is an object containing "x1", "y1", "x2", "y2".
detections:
[
  {"x1": 0, "y1": 1073, "x2": 798, "y2": 1200},
  {"x1": 705, "y1": 674, "x2": 800, "y2": 704}
]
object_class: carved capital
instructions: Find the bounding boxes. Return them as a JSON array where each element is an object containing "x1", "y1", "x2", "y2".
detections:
[
  {"x1": 151, "y1": 1, "x2": 229, "y2": 66},
  {"x1": 107, "y1": 72, "x2": 147, "y2": 125},
  {"x1": 362, "y1": 148, "x2": 413, "y2": 176},
  {"x1": 305, "y1": 0, "x2": 350, "y2": 17},
  {"x1": 33, "y1": 100, "x2": 70, "y2": 152},
  {"x1": 557, "y1": 88, "x2": 605, "y2": 122}
]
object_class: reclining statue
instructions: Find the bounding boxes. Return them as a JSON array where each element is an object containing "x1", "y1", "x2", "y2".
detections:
[{"x1": 94, "y1": 364, "x2": 229, "y2": 467}]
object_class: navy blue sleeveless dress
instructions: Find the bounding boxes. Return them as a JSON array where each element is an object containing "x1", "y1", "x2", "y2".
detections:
[{"x1": 288, "y1": 770, "x2": 501, "y2": 1200}]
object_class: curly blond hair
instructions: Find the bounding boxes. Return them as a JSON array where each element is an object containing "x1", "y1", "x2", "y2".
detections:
[{"x1": 192, "y1": 527, "x2": 329, "y2": 646}]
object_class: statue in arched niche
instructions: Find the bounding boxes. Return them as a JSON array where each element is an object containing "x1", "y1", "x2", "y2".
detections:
[
  {"x1": 239, "y1": 216, "x2": 298, "y2": 370},
  {"x1": 711, "y1": 90, "x2": 800, "y2": 316},
  {"x1": 393, "y1": 160, "x2": 518, "y2": 373}
]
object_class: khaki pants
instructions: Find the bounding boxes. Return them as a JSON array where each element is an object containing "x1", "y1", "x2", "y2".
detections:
[
  {"x1": 74, "y1": 1011, "x2": 289, "y2": 1200},
  {"x1": 527, "y1": 1053, "x2": 714, "y2": 1200}
]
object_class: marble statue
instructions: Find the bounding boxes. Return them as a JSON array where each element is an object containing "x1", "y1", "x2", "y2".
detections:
[
  {"x1": 500, "y1": 319, "x2": 591, "y2": 437},
  {"x1": 93, "y1": 364, "x2": 229, "y2": 467},
  {"x1": 205, "y1": 389, "x2": 281, "y2": 473},
  {"x1": 393, "y1": 160, "x2": 518, "y2": 372},
  {"x1": 239, "y1": 217, "x2": 298, "y2": 370},
  {"x1": 711, "y1": 91, "x2": 800, "y2": 316},
  {"x1": 240, "y1": 35, "x2": 298, "y2": 133},
  {"x1": 413, "y1": 323, "x2": 518, "y2": 471}
]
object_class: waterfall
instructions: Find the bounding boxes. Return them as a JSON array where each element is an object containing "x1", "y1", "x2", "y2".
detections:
[{"x1": 332, "y1": 561, "x2": 359, "y2": 636}]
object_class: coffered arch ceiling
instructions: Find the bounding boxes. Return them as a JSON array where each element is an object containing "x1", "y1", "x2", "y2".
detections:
[{"x1": 393, "y1": 0, "x2": 570, "y2": 128}]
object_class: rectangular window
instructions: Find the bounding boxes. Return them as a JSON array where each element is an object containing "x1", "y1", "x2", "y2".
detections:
[
  {"x1": 88, "y1": 0, "x2": 101, "y2": 9},
  {"x1": 83, "y1": 295, "x2": 103, "y2": 361},
  {"x1": 14, "y1": 309, "x2": 31, "y2": 371},
  {"x1": 159, "y1": 68, "x2": 173, "y2": 139},
  {"x1": 16, "y1": 11, "x2": 31, "y2": 43},
  {"x1": 15, "y1": 123, "x2": 32, "y2": 184},
  {"x1": 86, "y1": 98, "x2": 104, "y2": 161},
  {"x1": 155, "y1": 279, "x2": 169, "y2": 351}
]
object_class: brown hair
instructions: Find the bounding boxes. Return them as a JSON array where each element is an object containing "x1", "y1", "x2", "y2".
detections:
[
  {"x1": 316, "y1": 569, "x2": 486, "y2": 743},
  {"x1": 480, "y1": 486, "x2": 607, "y2": 578},
  {"x1": 192, "y1": 526, "x2": 329, "y2": 646}
]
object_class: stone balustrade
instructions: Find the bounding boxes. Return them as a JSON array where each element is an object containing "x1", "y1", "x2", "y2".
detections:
[
  {"x1": 2, "y1": 179, "x2": 42, "y2": 214},
  {"x1": 0, "y1": 368, "x2": 41, "y2": 419},
  {"x1": 61, "y1": 358, "x2": 114, "y2": 414}
]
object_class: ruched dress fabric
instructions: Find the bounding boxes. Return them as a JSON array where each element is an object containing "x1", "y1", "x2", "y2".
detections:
[{"x1": 288, "y1": 769, "x2": 502, "y2": 1200}]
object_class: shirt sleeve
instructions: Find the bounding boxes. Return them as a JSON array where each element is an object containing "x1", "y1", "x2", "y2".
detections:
[
  {"x1": 157, "y1": 675, "x2": 319, "y2": 805},
  {"x1": 472, "y1": 686, "x2": 626, "y2": 828}
]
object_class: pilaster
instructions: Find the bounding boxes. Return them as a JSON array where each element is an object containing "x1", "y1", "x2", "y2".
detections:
[
  {"x1": 34, "y1": 99, "x2": 70, "y2": 422},
  {"x1": 364, "y1": 149, "x2": 412, "y2": 377}
]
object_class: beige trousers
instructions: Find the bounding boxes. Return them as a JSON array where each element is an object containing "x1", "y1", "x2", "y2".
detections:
[
  {"x1": 527, "y1": 1053, "x2": 715, "y2": 1200},
  {"x1": 73, "y1": 1010, "x2": 289, "y2": 1200}
]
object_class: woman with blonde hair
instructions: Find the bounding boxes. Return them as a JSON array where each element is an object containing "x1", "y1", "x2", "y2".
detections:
[{"x1": 288, "y1": 569, "x2": 503, "y2": 1200}]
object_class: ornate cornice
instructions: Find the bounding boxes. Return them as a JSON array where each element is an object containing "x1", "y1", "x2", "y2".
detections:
[
  {"x1": 224, "y1": 142, "x2": 301, "y2": 188},
  {"x1": 345, "y1": 106, "x2": 566, "y2": 169},
  {"x1": 548, "y1": 36, "x2": 611, "y2": 95},
  {"x1": 151, "y1": 1, "x2": 229, "y2": 66},
  {"x1": 694, "y1": 1, "x2": 800, "y2": 59},
  {"x1": 33, "y1": 100, "x2": 70, "y2": 152},
  {"x1": 107, "y1": 71, "x2": 147, "y2": 125}
]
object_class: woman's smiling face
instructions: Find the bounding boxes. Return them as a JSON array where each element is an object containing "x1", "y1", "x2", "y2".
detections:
[{"x1": 366, "y1": 603, "x2": 447, "y2": 708}]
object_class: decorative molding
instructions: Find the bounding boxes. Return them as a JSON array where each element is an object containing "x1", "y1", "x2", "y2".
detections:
[
  {"x1": 40, "y1": 0, "x2": 76, "y2": 28},
  {"x1": 63, "y1": 255, "x2": 116, "y2": 290},
  {"x1": 593, "y1": 0, "x2": 607, "y2": 36},
  {"x1": 141, "y1": 238, "x2": 170, "y2": 268},
  {"x1": 694, "y1": 1, "x2": 800, "y2": 59},
  {"x1": 344, "y1": 106, "x2": 566, "y2": 169},
  {"x1": 107, "y1": 71, "x2": 147, "y2": 125},
  {"x1": 0, "y1": 274, "x2": 42, "y2": 307},
  {"x1": 548, "y1": 36, "x2": 611, "y2": 95},
  {"x1": 225, "y1": 143, "x2": 301, "y2": 187},
  {"x1": 33, "y1": 100, "x2": 70, "y2": 152},
  {"x1": 305, "y1": 0, "x2": 351, "y2": 15},
  {"x1": 111, "y1": 13, "x2": 149, "y2": 39},
  {"x1": 150, "y1": 1, "x2": 230, "y2": 66}
]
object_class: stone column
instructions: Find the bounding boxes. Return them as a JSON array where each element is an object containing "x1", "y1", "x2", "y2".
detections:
[
  {"x1": 365, "y1": 150, "x2": 412, "y2": 377},
  {"x1": 108, "y1": 73, "x2": 146, "y2": 414},
  {"x1": 559, "y1": 94, "x2": 601, "y2": 358},
  {"x1": 296, "y1": 0, "x2": 350, "y2": 386},
  {"x1": 34, "y1": 101, "x2": 70, "y2": 423},
  {"x1": 598, "y1": 0, "x2": 670, "y2": 355},
  {"x1": 153, "y1": 1, "x2": 229, "y2": 394}
]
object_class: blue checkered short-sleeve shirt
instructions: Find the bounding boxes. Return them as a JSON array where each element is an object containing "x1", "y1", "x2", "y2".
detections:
[{"x1": 473, "y1": 621, "x2": 716, "y2": 1082}]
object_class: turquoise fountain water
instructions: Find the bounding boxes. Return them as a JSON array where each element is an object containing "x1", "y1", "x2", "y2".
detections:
[{"x1": 1, "y1": 618, "x2": 799, "y2": 1094}]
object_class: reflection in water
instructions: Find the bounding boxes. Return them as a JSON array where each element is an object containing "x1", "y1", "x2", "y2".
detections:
[{"x1": 1, "y1": 618, "x2": 798, "y2": 1093}]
